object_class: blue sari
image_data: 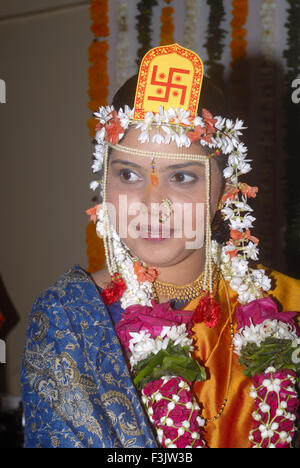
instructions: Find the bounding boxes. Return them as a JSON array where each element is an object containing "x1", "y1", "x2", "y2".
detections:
[{"x1": 21, "y1": 265, "x2": 158, "y2": 448}]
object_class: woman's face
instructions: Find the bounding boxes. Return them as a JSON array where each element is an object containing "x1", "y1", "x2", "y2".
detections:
[{"x1": 106, "y1": 127, "x2": 224, "y2": 268}]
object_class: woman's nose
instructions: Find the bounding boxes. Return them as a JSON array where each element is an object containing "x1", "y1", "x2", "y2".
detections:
[{"x1": 142, "y1": 185, "x2": 164, "y2": 212}]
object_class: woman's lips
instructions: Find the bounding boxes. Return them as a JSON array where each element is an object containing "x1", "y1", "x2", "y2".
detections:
[{"x1": 138, "y1": 225, "x2": 174, "y2": 241}]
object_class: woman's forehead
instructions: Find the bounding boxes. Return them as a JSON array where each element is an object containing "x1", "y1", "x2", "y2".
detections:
[
  {"x1": 109, "y1": 152, "x2": 207, "y2": 170},
  {"x1": 109, "y1": 127, "x2": 210, "y2": 169}
]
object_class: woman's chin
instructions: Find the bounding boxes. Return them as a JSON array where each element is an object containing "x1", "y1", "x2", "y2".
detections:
[{"x1": 125, "y1": 237, "x2": 188, "y2": 268}]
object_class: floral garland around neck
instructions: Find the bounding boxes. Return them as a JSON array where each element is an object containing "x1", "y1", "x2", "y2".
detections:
[
  {"x1": 113, "y1": 295, "x2": 300, "y2": 448},
  {"x1": 86, "y1": 104, "x2": 300, "y2": 447}
]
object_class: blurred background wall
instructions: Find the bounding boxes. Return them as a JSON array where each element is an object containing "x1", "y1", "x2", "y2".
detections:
[
  {"x1": 0, "y1": 0, "x2": 299, "y2": 400},
  {"x1": 0, "y1": 0, "x2": 92, "y2": 399}
]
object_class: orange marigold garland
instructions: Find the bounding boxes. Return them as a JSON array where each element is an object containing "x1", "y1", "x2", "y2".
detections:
[
  {"x1": 229, "y1": 0, "x2": 249, "y2": 120},
  {"x1": 160, "y1": 0, "x2": 174, "y2": 46},
  {"x1": 87, "y1": 0, "x2": 109, "y2": 136},
  {"x1": 86, "y1": 0, "x2": 109, "y2": 273},
  {"x1": 0, "y1": 311, "x2": 4, "y2": 329}
]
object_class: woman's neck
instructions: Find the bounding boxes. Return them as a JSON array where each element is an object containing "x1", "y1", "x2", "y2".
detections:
[{"x1": 154, "y1": 248, "x2": 205, "y2": 286}]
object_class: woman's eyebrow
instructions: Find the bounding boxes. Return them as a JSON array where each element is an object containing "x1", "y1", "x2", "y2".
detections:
[
  {"x1": 110, "y1": 159, "x2": 205, "y2": 170},
  {"x1": 110, "y1": 159, "x2": 143, "y2": 169},
  {"x1": 165, "y1": 161, "x2": 205, "y2": 170}
]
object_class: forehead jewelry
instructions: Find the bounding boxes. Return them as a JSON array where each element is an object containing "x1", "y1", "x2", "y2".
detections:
[{"x1": 150, "y1": 158, "x2": 159, "y2": 188}]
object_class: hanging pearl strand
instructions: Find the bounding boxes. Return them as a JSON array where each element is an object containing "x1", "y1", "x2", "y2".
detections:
[
  {"x1": 203, "y1": 158, "x2": 213, "y2": 294},
  {"x1": 102, "y1": 144, "x2": 116, "y2": 276},
  {"x1": 99, "y1": 142, "x2": 219, "y2": 307},
  {"x1": 100, "y1": 143, "x2": 154, "y2": 307}
]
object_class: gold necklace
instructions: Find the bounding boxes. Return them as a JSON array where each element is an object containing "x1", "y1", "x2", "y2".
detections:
[
  {"x1": 152, "y1": 264, "x2": 219, "y2": 302},
  {"x1": 154, "y1": 268, "x2": 234, "y2": 425},
  {"x1": 203, "y1": 273, "x2": 234, "y2": 425}
]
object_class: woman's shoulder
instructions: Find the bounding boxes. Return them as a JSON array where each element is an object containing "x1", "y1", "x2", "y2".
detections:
[
  {"x1": 259, "y1": 264, "x2": 300, "y2": 312},
  {"x1": 30, "y1": 264, "x2": 109, "y2": 323},
  {"x1": 32, "y1": 264, "x2": 92, "y2": 305},
  {"x1": 90, "y1": 268, "x2": 110, "y2": 289}
]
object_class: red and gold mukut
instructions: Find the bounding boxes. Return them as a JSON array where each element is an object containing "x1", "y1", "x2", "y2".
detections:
[{"x1": 133, "y1": 43, "x2": 204, "y2": 120}]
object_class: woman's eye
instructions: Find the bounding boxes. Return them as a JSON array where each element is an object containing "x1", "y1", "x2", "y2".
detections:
[
  {"x1": 170, "y1": 172, "x2": 197, "y2": 184},
  {"x1": 119, "y1": 169, "x2": 142, "y2": 183}
]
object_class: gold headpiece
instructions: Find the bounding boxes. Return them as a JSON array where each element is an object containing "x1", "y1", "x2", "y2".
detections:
[{"x1": 133, "y1": 43, "x2": 204, "y2": 119}]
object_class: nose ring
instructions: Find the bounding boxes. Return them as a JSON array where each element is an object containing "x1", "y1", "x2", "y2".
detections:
[{"x1": 159, "y1": 198, "x2": 173, "y2": 223}]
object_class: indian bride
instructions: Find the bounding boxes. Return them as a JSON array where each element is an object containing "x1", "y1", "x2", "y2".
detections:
[{"x1": 21, "y1": 44, "x2": 300, "y2": 448}]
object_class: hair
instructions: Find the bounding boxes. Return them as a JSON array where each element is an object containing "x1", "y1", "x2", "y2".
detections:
[{"x1": 111, "y1": 74, "x2": 229, "y2": 244}]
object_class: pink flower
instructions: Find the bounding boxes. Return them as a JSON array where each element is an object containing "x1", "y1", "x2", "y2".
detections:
[
  {"x1": 143, "y1": 379, "x2": 164, "y2": 397},
  {"x1": 169, "y1": 406, "x2": 190, "y2": 425},
  {"x1": 176, "y1": 433, "x2": 194, "y2": 448},
  {"x1": 177, "y1": 389, "x2": 191, "y2": 404},
  {"x1": 152, "y1": 400, "x2": 168, "y2": 423},
  {"x1": 162, "y1": 426, "x2": 178, "y2": 440},
  {"x1": 115, "y1": 301, "x2": 193, "y2": 349},
  {"x1": 236, "y1": 296, "x2": 298, "y2": 330}
]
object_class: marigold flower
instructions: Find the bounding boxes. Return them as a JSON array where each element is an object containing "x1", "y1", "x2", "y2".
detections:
[{"x1": 134, "y1": 262, "x2": 159, "y2": 283}]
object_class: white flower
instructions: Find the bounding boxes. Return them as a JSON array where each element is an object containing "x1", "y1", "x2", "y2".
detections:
[
  {"x1": 169, "y1": 107, "x2": 190, "y2": 125},
  {"x1": 234, "y1": 319, "x2": 299, "y2": 355},
  {"x1": 221, "y1": 206, "x2": 235, "y2": 221},
  {"x1": 259, "y1": 403, "x2": 270, "y2": 413},
  {"x1": 152, "y1": 132, "x2": 165, "y2": 144},
  {"x1": 90, "y1": 180, "x2": 100, "y2": 191},
  {"x1": 193, "y1": 116, "x2": 204, "y2": 127},
  {"x1": 95, "y1": 128, "x2": 105, "y2": 144},
  {"x1": 223, "y1": 166, "x2": 234, "y2": 179},
  {"x1": 229, "y1": 216, "x2": 245, "y2": 230},
  {"x1": 242, "y1": 214, "x2": 256, "y2": 229},
  {"x1": 238, "y1": 161, "x2": 252, "y2": 174},
  {"x1": 94, "y1": 143, "x2": 105, "y2": 160},
  {"x1": 174, "y1": 131, "x2": 191, "y2": 148},
  {"x1": 138, "y1": 130, "x2": 150, "y2": 144},
  {"x1": 92, "y1": 159, "x2": 103, "y2": 173},
  {"x1": 231, "y1": 257, "x2": 249, "y2": 277},
  {"x1": 246, "y1": 242, "x2": 259, "y2": 260},
  {"x1": 234, "y1": 119, "x2": 246, "y2": 131},
  {"x1": 228, "y1": 153, "x2": 243, "y2": 166},
  {"x1": 226, "y1": 119, "x2": 234, "y2": 129},
  {"x1": 94, "y1": 105, "x2": 114, "y2": 124},
  {"x1": 235, "y1": 201, "x2": 253, "y2": 212},
  {"x1": 252, "y1": 269, "x2": 271, "y2": 291},
  {"x1": 118, "y1": 105, "x2": 134, "y2": 129}
]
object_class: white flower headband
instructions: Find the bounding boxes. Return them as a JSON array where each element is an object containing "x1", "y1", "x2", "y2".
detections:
[{"x1": 88, "y1": 104, "x2": 271, "y2": 309}]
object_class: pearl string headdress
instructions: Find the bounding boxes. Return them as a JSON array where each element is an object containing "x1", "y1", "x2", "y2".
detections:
[{"x1": 88, "y1": 44, "x2": 272, "y2": 309}]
